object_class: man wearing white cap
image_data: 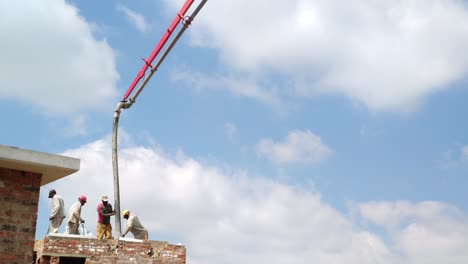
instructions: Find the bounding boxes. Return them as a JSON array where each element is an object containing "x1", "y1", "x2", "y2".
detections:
[
  {"x1": 67, "y1": 195, "x2": 87, "y2": 234},
  {"x1": 96, "y1": 195, "x2": 115, "y2": 239}
]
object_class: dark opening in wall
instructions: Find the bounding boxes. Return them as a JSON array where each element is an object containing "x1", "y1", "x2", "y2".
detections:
[{"x1": 59, "y1": 256, "x2": 86, "y2": 264}]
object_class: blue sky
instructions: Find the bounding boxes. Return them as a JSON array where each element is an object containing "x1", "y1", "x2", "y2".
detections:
[{"x1": 1, "y1": 0, "x2": 468, "y2": 263}]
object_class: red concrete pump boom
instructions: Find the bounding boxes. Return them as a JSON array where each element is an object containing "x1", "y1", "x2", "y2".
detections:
[{"x1": 121, "y1": 0, "x2": 194, "y2": 102}]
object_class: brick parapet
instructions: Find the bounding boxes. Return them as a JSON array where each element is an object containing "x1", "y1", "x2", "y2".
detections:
[{"x1": 34, "y1": 236, "x2": 186, "y2": 264}]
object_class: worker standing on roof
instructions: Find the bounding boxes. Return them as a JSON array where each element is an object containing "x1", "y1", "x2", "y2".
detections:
[
  {"x1": 48, "y1": 189, "x2": 65, "y2": 233},
  {"x1": 67, "y1": 195, "x2": 87, "y2": 234},
  {"x1": 122, "y1": 210, "x2": 148, "y2": 240},
  {"x1": 97, "y1": 195, "x2": 115, "y2": 239}
]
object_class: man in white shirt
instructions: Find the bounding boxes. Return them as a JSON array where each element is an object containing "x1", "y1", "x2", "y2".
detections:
[
  {"x1": 122, "y1": 210, "x2": 148, "y2": 240},
  {"x1": 48, "y1": 189, "x2": 65, "y2": 233},
  {"x1": 67, "y1": 195, "x2": 87, "y2": 234}
]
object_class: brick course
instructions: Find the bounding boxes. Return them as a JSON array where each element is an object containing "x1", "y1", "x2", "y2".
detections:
[
  {"x1": 34, "y1": 236, "x2": 186, "y2": 264},
  {"x1": 0, "y1": 168, "x2": 42, "y2": 264}
]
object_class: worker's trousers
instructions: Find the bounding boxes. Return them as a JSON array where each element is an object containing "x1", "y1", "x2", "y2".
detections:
[
  {"x1": 97, "y1": 223, "x2": 112, "y2": 239},
  {"x1": 68, "y1": 222, "x2": 80, "y2": 235},
  {"x1": 49, "y1": 217, "x2": 64, "y2": 233},
  {"x1": 133, "y1": 230, "x2": 148, "y2": 240}
]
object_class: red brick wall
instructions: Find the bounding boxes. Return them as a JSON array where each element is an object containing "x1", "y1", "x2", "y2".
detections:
[
  {"x1": 0, "y1": 168, "x2": 42, "y2": 264},
  {"x1": 35, "y1": 236, "x2": 186, "y2": 264}
]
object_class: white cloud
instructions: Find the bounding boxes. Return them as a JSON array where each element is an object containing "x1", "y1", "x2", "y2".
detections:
[
  {"x1": 171, "y1": 69, "x2": 283, "y2": 108},
  {"x1": 38, "y1": 134, "x2": 468, "y2": 264},
  {"x1": 40, "y1": 135, "x2": 391, "y2": 264},
  {"x1": 116, "y1": 4, "x2": 149, "y2": 33},
  {"x1": 0, "y1": 0, "x2": 119, "y2": 115},
  {"x1": 359, "y1": 200, "x2": 461, "y2": 229},
  {"x1": 166, "y1": 0, "x2": 468, "y2": 113},
  {"x1": 359, "y1": 201, "x2": 468, "y2": 264},
  {"x1": 256, "y1": 130, "x2": 332, "y2": 165}
]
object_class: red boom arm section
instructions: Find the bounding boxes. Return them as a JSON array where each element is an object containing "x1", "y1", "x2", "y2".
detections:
[{"x1": 121, "y1": 0, "x2": 194, "y2": 101}]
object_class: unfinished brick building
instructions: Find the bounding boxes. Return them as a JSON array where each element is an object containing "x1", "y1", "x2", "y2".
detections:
[
  {"x1": 0, "y1": 145, "x2": 80, "y2": 264},
  {"x1": 0, "y1": 145, "x2": 186, "y2": 264}
]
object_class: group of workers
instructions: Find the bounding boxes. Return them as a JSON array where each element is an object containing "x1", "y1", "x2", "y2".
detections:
[{"x1": 47, "y1": 189, "x2": 148, "y2": 240}]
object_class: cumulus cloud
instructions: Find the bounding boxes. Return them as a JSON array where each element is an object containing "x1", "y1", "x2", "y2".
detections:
[
  {"x1": 116, "y1": 4, "x2": 149, "y2": 33},
  {"x1": 39, "y1": 135, "x2": 390, "y2": 264},
  {"x1": 0, "y1": 0, "x2": 119, "y2": 114},
  {"x1": 256, "y1": 130, "x2": 332, "y2": 165},
  {"x1": 166, "y1": 0, "x2": 468, "y2": 113},
  {"x1": 359, "y1": 201, "x2": 468, "y2": 264},
  {"x1": 38, "y1": 134, "x2": 468, "y2": 264}
]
